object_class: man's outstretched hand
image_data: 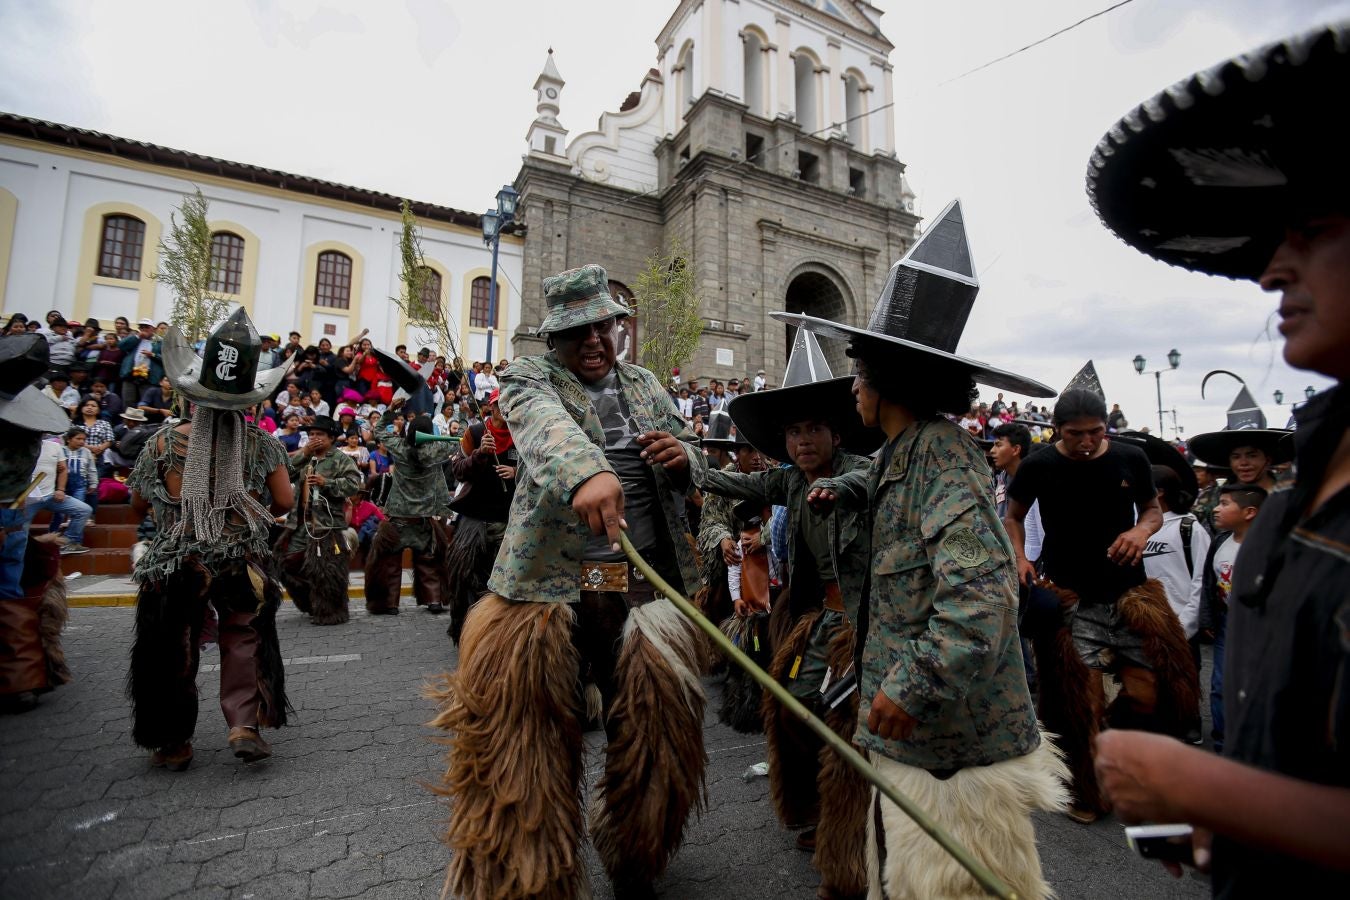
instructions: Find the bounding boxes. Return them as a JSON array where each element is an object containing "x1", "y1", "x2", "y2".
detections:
[{"x1": 573, "y1": 472, "x2": 626, "y2": 552}]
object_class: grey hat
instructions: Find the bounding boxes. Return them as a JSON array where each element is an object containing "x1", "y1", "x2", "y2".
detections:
[
  {"x1": 163, "y1": 308, "x2": 293, "y2": 411},
  {"x1": 0, "y1": 335, "x2": 71, "y2": 434}
]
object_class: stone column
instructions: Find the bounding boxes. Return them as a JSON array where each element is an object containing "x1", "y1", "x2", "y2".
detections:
[
  {"x1": 827, "y1": 39, "x2": 844, "y2": 138},
  {"x1": 775, "y1": 14, "x2": 792, "y2": 119}
]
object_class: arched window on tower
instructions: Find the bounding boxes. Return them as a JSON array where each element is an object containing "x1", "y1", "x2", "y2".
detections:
[
  {"x1": 743, "y1": 31, "x2": 764, "y2": 117},
  {"x1": 845, "y1": 74, "x2": 864, "y2": 146},
  {"x1": 794, "y1": 53, "x2": 817, "y2": 133}
]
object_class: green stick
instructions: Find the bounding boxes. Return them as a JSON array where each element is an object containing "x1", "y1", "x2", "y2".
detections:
[{"x1": 620, "y1": 533, "x2": 1018, "y2": 900}]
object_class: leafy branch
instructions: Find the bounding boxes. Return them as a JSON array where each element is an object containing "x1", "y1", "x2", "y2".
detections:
[
  {"x1": 153, "y1": 188, "x2": 233, "y2": 344},
  {"x1": 633, "y1": 238, "x2": 702, "y2": 385}
]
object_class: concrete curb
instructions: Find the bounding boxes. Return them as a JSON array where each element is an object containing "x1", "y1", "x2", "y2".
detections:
[{"x1": 68, "y1": 584, "x2": 415, "y2": 608}]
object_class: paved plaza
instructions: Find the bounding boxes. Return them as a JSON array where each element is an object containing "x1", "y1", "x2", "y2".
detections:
[{"x1": 1, "y1": 599, "x2": 1211, "y2": 899}]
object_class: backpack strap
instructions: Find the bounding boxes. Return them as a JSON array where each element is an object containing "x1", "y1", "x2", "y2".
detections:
[{"x1": 1180, "y1": 515, "x2": 1195, "y2": 577}]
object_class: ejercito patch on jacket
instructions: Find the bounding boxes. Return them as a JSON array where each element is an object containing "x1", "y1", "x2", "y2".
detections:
[{"x1": 943, "y1": 527, "x2": 988, "y2": 568}]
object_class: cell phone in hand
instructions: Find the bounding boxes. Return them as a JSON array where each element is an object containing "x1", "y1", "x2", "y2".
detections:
[{"x1": 1125, "y1": 824, "x2": 1195, "y2": 865}]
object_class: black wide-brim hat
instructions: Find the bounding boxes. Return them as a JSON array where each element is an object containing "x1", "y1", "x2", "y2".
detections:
[
  {"x1": 1087, "y1": 21, "x2": 1350, "y2": 281},
  {"x1": 1112, "y1": 430, "x2": 1199, "y2": 509},
  {"x1": 300, "y1": 415, "x2": 343, "y2": 437},
  {"x1": 1188, "y1": 428, "x2": 1293, "y2": 467},
  {"x1": 727, "y1": 376, "x2": 882, "y2": 464},
  {"x1": 0, "y1": 335, "x2": 71, "y2": 433}
]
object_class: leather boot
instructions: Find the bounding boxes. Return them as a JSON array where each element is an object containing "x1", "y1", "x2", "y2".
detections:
[
  {"x1": 150, "y1": 742, "x2": 194, "y2": 771},
  {"x1": 227, "y1": 726, "x2": 272, "y2": 762}
]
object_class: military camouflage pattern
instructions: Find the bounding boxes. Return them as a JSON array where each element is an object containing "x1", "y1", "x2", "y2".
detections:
[
  {"x1": 821, "y1": 417, "x2": 1040, "y2": 769},
  {"x1": 699, "y1": 452, "x2": 871, "y2": 623},
  {"x1": 697, "y1": 462, "x2": 751, "y2": 585},
  {"x1": 379, "y1": 407, "x2": 455, "y2": 518},
  {"x1": 488, "y1": 353, "x2": 705, "y2": 603},
  {"x1": 280, "y1": 447, "x2": 362, "y2": 548},
  {"x1": 1193, "y1": 482, "x2": 1219, "y2": 534},
  {"x1": 537, "y1": 264, "x2": 632, "y2": 335}
]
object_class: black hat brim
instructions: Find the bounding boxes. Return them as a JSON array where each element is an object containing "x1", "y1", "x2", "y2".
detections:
[
  {"x1": 372, "y1": 348, "x2": 424, "y2": 395},
  {"x1": 1113, "y1": 430, "x2": 1199, "y2": 508},
  {"x1": 1086, "y1": 22, "x2": 1350, "y2": 281},
  {"x1": 773, "y1": 312, "x2": 1056, "y2": 397},
  {"x1": 1188, "y1": 429, "x2": 1293, "y2": 467},
  {"x1": 726, "y1": 376, "x2": 882, "y2": 463}
]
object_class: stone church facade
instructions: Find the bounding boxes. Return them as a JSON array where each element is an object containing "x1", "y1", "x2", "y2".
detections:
[{"x1": 510, "y1": 0, "x2": 922, "y2": 383}]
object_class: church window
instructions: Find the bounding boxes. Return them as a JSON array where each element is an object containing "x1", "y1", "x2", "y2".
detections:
[
  {"x1": 470, "y1": 275, "x2": 493, "y2": 328},
  {"x1": 849, "y1": 167, "x2": 866, "y2": 197},
  {"x1": 315, "y1": 251, "x2": 353, "y2": 309},
  {"x1": 798, "y1": 151, "x2": 820, "y2": 184},
  {"x1": 417, "y1": 266, "x2": 442, "y2": 318},
  {"x1": 208, "y1": 231, "x2": 245, "y2": 294},
  {"x1": 745, "y1": 133, "x2": 765, "y2": 166},
  {"x1": 794, "y1": 53, "x2": 817, "y2": 132},
  {"x1": 544, "y1": 136, "x2": 557, "y2": 155},
  {"x1": 743, "y1": 32, "x2": 764, "y2": 116},
  {"x1": 97, "y1": 214, "x2": 146, "y2": 281}
]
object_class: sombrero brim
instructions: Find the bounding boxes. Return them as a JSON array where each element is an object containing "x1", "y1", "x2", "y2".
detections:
[
  {"x1": 726, "y1": 376, "x2": 882, "y2": 463},
  {"x1": 700, "y1": 438, "x2": 747, "y2": 451},
  {"x1": 372, "y1": 348, "x2": 424, "y2": 395},
  {"x1": 0, "y1": 386, "x2": 75, "y2": 434},
  {"x1": 1113, "y1": 430, "x2": 1199, "y2": 506},
  {"x1": 1188, "y1": 429, "x2": 1293, "y2": 468},
  {"x1": 772, "y1": 312, "x2": 1056, "y2": 398},
  {"x1": 1086, "y1": 22, "x2": 1350, "y2": 281},
  {"x1": 163, "y1": 326, "x2": 294, "y2": 411}
]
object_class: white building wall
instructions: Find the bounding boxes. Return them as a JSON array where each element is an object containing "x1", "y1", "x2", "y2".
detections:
[{"x1": 0, "y1": 137, "x2": 522, "y2": 357}]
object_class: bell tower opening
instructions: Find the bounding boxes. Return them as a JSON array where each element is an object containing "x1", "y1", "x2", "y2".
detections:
[{"x1": 784, "y1": 270, "x2": 848, "y2": 375}]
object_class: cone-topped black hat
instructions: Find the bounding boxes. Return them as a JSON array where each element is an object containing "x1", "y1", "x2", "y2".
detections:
[
  {"x1": 726, "y1": 328, "x2": 881, "y2": 464},
  {"x1": 1114, "y1": 430, "x2": 1198, "y2": 512},
  {"x1": 0, "y1": 335, "x2": 72, "y2": 433},
  {"x1": 701, "y1": 409, "x2": 749, "y2": 451},
  {"x1": 773, "y1": 200, "x2": 1054, "y2": 397},
  {"x1": 163, "y1": 308, "x2": 293, "y2": 411},
  {"x1": 1087, "y1": 20, "x2": 1350, "y2": 281},
  {"x1": 1063, "y1": 360, "x2": 1105, "y2": 401},
  {"x1": 1189, "y1": 385, "x2": 1292, "y2": 466}
]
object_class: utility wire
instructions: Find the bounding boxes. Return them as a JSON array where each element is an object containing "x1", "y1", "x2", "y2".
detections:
[{"x1": 538, "y1": 0, "x2": 1137, "y2": 230}]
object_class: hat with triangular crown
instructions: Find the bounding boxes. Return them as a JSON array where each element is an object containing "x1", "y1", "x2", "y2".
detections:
[
  {"x1": 773, "y1": 199, "x2": 1054, "y2": 397},
  {"x1": 725, "y1": 328, "x2": 881, "y2": 464},
  {"x1": 1189, "y1": 384, "x2": 1292, "y2": 467},
  {"x1": 162, "y1": 308, "x2": 293, "y2": 411}
]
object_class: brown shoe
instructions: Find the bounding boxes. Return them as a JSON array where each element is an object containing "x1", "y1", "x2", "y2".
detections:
[
  {"x1": 150, "y1": 742, "x2": 193, "y2": 771},
  {"x1": 227, "y1": 726, "x2": 272, "y2": 763},
  {"x1": 796, "y1": 826, "x2": 818, "y2": 851}
]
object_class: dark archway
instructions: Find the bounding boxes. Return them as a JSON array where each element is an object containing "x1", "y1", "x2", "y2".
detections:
[{"x1": 784, "y1": 270, "x2": 848, "y2": 376}]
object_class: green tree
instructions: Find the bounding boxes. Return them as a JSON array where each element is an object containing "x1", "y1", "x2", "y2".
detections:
[
  {"x1": 633, "y1": 239, "x2": 702, "y2": 385},
  {"x1": 390, "y1": 199, "x2": 463, "y2": 362},
  {"x1": 153, "y1": 188, "x2": 232, "y2": 343}
]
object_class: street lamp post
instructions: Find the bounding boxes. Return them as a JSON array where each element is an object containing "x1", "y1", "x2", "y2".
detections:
[
  {"x1": 480, "y1": 184, "x2": 520, "y2": 365},
  {"x1": 1273, "y1": 385, "x2": 1318, "y2": 409},
  {"x1": 1132, "y1": 348, "x2": 1181, "y2": 438}
]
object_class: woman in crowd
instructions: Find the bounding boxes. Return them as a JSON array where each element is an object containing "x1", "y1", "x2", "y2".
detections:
[
  {"x1": 76, "y1": 398, "x2": 115, "y2": 475},
  {"x1": 275, "y1": 413, "x2": 305, "y2": 453},
  {"x1": 136, "y1": 376, "x2": 175, "y2": 423},
  {"x1": 91, "y1": 332, "x2": 124, "y2": 389}
]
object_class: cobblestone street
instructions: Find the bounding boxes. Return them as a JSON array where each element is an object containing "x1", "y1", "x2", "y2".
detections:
[{"x1": 1, "y1": 602, "x2": 1211, "y2": 899}]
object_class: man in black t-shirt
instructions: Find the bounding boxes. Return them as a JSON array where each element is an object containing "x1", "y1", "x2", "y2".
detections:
[{"x1": 1005, "y1": 389, "x2": 1171, "y2": 823}]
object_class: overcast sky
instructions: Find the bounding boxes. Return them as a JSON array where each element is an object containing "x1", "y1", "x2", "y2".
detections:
[{"x1": 2, "y1": 0, "x2": 1346, "y2": 436}]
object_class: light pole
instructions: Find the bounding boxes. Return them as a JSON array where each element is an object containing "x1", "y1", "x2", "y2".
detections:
[
  {"x1": 480, "y1": 184, "x2": 520, "y2": 364},
  {"x1": 1273, "y1": 385, "x2": 1317, "y2": 409},
  {"x1": 1132, "y1": 348, "x2": 1181, "y2": 438}
]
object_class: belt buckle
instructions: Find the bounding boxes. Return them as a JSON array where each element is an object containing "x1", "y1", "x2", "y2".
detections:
[{"x1": 585, "y1": 565, "x2": 606, "y2": 588}]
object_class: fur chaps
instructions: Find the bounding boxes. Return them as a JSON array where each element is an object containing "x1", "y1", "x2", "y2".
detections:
[
  {"x1": 763, "y1": 608, "x2": 824, "y2": 828},
  {"x1": 37, "y1": 560, "x2": 71, "y2": 686},
  {"x1": 716, "y1": 612, "x2": 771, "y2": 733},
  {"x1": 428, "y1": 595, "x2": 588, "y2": 900},
  {"x1": 590, "y1": 596, "x2": 708, "y2": 889},
  {"x1": 445, "y1": 516, "x2": 491, "y2": 645},
  {"x1": 866, "y1": 740, "x2": 1069, "y2": 900},
  {"x1": 1111, "y1": 579, "x2": 1201, "y2": 736},
  {"x1": 814, "y1": 619, "x2": 868, "y2": 899},
  {"x1": 281, "y1": 533, "x2": 350, "y2": 625}
]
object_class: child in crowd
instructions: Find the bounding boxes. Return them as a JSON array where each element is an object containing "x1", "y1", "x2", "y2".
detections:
[
  {"x1": 1199, "y1": 483, "x2": 1267, "y2": 752},
  {"x1": 50, "y1": 429, "x2": 100, "y2": 535}
]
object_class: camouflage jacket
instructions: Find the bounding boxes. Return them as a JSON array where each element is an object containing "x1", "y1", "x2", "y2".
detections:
[
  {"x1": 380, "y1": 407, "x2": 454, "y2": 518},
  {"x1": 488, "y1": 354, "x2": 705, "y2": 603},
  {"x1": 699, "y1": 451, "x2": 871, "y2": 623},
  {"x1": 697, "y1": 462, "x2": 747, "y2": 585},
  {"x1": 821, "y1": 417, "x2": 1039, "y2": 769},
  {"x1": 283, "y1": 448, "x2": 361, "y2": 532}
]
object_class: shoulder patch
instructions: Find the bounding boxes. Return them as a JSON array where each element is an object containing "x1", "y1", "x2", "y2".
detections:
[{"x1": 942, "y1": 527, "x2": 989, "y2": 569}]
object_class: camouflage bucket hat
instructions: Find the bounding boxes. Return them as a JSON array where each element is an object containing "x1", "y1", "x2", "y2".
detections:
[{"x1": 538, "y1": 264, "x2": 630, "y2": 335}]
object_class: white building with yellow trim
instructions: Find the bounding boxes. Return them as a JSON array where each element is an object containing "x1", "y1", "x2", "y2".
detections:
[{"x1": 0, "y1": 113, "x2": 522, "y2": 362}]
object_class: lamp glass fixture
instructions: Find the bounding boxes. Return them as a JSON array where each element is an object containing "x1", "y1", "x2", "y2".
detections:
[
  {"x1": 481, "y1": 209, "x2": 500, "y2": 243},
  {"x1": 496, "y1": 184, "x2": 520, "y2": 218},
  {"x1": 1167, "y1": 348, "x2": 1181, "y2": 369},
  {"x1": 1132, "y1": 354, "x2": 1146, "y2": 374},
  {"x1": 1306, "y1": 385, "x2": 1317, "y2": 400},
  {"x1": 1274, "y1": 389, "x2": 1284, "y2": 405}
]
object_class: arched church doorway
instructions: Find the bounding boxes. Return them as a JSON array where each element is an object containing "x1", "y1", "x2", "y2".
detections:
[{"x1": 783, "y1": 269, "x2": 848, "y2": 376}]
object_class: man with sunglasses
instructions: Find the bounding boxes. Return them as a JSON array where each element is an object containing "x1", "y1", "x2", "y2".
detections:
[{"x1": 430, "y1": 264, "x2": 708, "y2": 899}]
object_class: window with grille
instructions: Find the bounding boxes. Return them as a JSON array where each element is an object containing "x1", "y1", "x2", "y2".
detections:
[
  {"x1": 417, "y1": 267, "x2": 442, "y2": 318},
  {"x1": 209, "y1": 232, "x2": 245, "y2": 294},
  {"x1": 469, "y1": 276, "x2": 493, "y2": 328},
  {"x1": 98, "y1": 215, "x2": 146, "y2": 280},
  {"x1": 315, "y1": 251, "x2": 352, "y2": 309}
]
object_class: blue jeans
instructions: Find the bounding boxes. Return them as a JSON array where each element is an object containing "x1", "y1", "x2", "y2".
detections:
[
  {"x1": 49, "y1": 473, "x2": 96, "y2": 534},
  {"x1": 1211, "y1": 612, "x2": 1227, "y2": 749},
  {"x1": 26, "y1": 493, "x2": 92, "y2": 546},
  {"x1": 0, "y1": 508, "x2": 29, "y2": 599}
]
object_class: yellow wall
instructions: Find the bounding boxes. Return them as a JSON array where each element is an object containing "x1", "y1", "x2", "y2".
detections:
[
  {"x1": 74, "y1": 201, "x2": 163, "y2": 324},
  {"x1": 0, "y1": 188, "x2": 16, "y2": 315}
]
